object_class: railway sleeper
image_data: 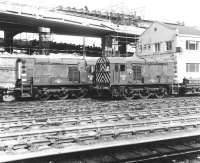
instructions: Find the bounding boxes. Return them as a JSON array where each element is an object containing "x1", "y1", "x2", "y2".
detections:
[
  {"x1": 2, "y1": 116, "x2": 200, "y2": 144},
  {"x1": 12, "y1": 143, "x2": 28, "y2": 151},
  {"x1": 168, "y1": 126, "x2": 185, "y2": 132},
  {"x1": 99, "y1": 132, "x2": 115, "y2": 140},
  {"x1": 28, "y1": 143, "x2": 52, "y2": 152},
  {"x1": 51, "y1": 140, "x2": 76, "y2": 148},
  {"x1": 150, "y1": 128, "x2": 168, "y2": 134},
  {"x1": 116, "y1": 130, "x2": 134, "y2": 138},
  {"x1": 134, "y1": 129, "x2": 151, "y2": 136}
]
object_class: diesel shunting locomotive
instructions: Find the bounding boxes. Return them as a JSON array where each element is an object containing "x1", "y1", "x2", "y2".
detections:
[{"x1": 0, "y1": 54, "x2": 198, "y2": 101}]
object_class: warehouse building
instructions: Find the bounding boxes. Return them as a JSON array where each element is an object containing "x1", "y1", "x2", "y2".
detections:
[{"x1": 138, "y1": 21, "x2": 200, "y2": 83}]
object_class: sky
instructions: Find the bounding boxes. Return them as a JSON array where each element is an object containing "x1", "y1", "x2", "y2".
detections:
[
  {"x1": 2, "y1": 0, "x2": 200, "y2": 46},
  {"x1": 10, "y1": 0, "x2": 200, "y2": 26}
]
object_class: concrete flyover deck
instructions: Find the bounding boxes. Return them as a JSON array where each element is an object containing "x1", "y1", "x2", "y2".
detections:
[{"x1": 0, "y1": 3, "x2": 144, "y2": 37}]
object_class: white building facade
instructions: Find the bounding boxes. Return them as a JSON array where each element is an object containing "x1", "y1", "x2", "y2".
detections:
[{"x1": 138, "y1": 22, "x2": 200, "y2": 83}]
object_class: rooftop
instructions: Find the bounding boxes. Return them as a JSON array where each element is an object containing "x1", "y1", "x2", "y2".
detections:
[
  {"x1": 178, "y1": 25, "x2": 200, "y2": 36},
  {"x1": 160, "y1": 21, "x2": 200, "y2": 36}
]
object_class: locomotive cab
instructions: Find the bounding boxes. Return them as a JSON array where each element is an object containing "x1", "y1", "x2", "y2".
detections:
[
  {"x1": 94, "y1": 56, "x2": 144, "y2": 98},
  {"x1": 0, "y1": 57, "x2": 20, "y2": 101},
  {"x1": 111, "y1": 63, "x2": 126, "y2": 85}
]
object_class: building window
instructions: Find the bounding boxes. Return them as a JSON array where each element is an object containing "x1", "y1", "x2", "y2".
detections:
[
  {"x1": 166, "y1": 41, "x2": 172, "y2": 50},
  {"x1": 186, "y1": 63, "x2": 199, "y2": 72},
  {"x1": 139, "y1": 45, "x2": 142, "y2": 52},
  {"x1": 143, "y1": 45, "x2": 146, "y2": 50},
  {"x1": 186, "y1": 40, "x2": 199, "y2": 50},
  {"x1": 148, "y1": 44, "x2": 151, "y2": 49},
  {"x1": 154, "y1": 43, "x2": 160, "y2": 52}
]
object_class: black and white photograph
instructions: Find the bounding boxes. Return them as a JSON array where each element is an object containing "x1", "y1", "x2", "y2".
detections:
[{"x1": 1, "y1": 0, "x2": 200, "y2": 162}]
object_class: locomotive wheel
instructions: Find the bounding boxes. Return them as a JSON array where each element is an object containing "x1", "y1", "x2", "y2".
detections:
[
  {"x1": 124, "y1": 87, "x2": 133, "y2": 100},
  {"x1": 139, "y1": 89, "x2": 150, "y2": 99},
  {"x1": 155, "y1": 88, "x2": 166, "y2": 98},
  {"x1": 38, "y1": 91, "x2": 51, "y2": 101},
  {"x1": 58, "y1": 91, "x2": 70, "y2": 100},
  {"x1": 53, "y1": 93, "x2": 60, "y2": 100},
  {"x1": 74, "y1": 88, "x2": 88, "y2": 98},
  {"x1": 112, "y1": 87, "x2": 119, "y2": 98},
  {"x1": 97, "y1": 89, "x2": 103, "y2": 97}
]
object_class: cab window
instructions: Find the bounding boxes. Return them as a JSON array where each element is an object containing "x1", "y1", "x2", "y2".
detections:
[
  {"x1": 120, "y1": 64, "x2": 125, "y2": 72},
  {"x1": 115, "y1": 64, "x2": 119, "y2": 72},
  {"x1": 87, "y1": 65, "x2": 95, "y2": 73},
  {"x1": 132, "y1": 65, "x2": 142, "y2": 80}
]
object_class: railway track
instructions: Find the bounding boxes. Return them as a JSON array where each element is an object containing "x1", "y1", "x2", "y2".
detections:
[
  {"x1": 1, "y1": 98, "x2": 200, "y2": 136},
  {"x1": 0, "y1": 105, "x2": 200, "y2": 133},
  {"x1": 1, "y1": 97, "x2": 200, "y2": 162},
  {"x1": 2, "y1": 96, "x2": 200, "y2": 107},
  {"x1": 1, "y1": 113, "x2": 200, "y2": 155},
  {"x1": 72, "y1": 136, "x2": 200, "y2": 163},
  {"x1": 1, "y1": 97, "x2": 200, "y2": 116}
]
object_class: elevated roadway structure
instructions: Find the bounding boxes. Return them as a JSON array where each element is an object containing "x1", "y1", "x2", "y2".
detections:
[{"x1": 0, "y1": 2, "x2": 145, "y2": 56}]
